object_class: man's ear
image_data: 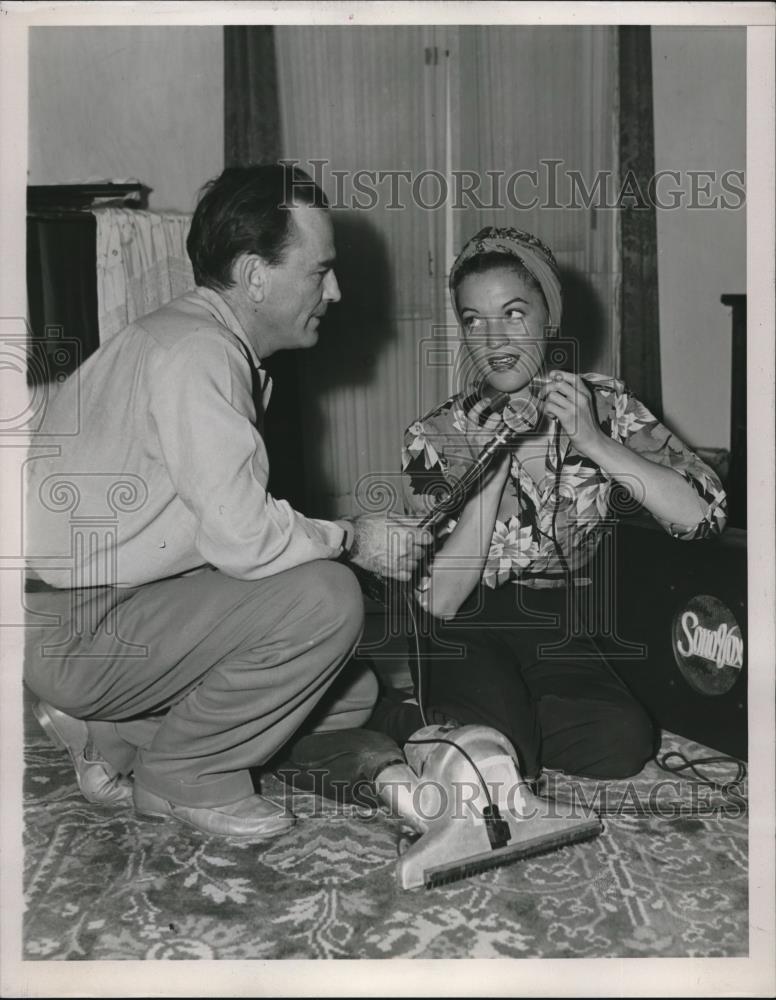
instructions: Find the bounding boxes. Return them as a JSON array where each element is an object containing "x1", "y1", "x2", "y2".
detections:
[{"x1": 233, "y1": 253, "x2": 268, "y2": 304}]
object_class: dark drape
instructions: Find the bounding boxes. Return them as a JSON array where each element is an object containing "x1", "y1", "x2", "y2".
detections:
[
  {"x1": 224, "y1": 26, "x2": 283, "y2": 167},
  {"x1": 618, "y1": 26, "x2": 662, "y2": 419},
  {"x1": 223, "y1": 27, "x2": 307, "y2": 510}
]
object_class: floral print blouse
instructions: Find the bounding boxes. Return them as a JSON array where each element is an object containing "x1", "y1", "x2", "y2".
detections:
[{"x1": 401, "y1": 373, "x2": 728, "y2": 593}]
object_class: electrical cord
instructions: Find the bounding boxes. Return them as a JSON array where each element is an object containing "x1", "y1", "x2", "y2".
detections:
[
  {"x1": 403, "y1": 735, "x2": 497, "y2": 813},
  {"x1": 405, "y1": 588, "x2": 537, "y2": 851},
  {"x1": 404, "y1": 533, "x2": 502, "y2": 818},
  {"x1": 549, "y1": 421, "x2": 573, "y2": 579},
  {"x1": 403, "y1": 433, "x2": 531, "y2": 818},
  {"x1": 515, "y1": 422, "x2": 572, "y2": 582},
  {"x1": 398, "y1": 406, "x2": 571, "y2": 821},
  {"x1": 403, "y1": 590, "x2": 427, "y2": 729},
  {"x1": 657, "y1": 750, "x2": 747, "y2": 791},
  {"x1": 399, "y1": 591, "x2": 513, "y2": 848}
]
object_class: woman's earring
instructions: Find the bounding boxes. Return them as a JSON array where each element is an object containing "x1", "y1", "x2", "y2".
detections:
[{"x1": 544, "y1": 325, "x2": 559, "y2": 339}]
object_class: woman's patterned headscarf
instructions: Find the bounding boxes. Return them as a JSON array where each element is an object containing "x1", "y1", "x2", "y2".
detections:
[{"x1": 449, "y1": 226, "x2": 563, "y2": 330}]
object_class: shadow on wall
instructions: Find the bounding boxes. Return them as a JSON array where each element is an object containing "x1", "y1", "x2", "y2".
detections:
[
  {"x1": 283, "y1": 211, "x2": 396, "y2": 516},
  {"x1": 557, "y1": 266, "x2": 608, "y2": 376},
  {"x1": 310, "y1": 210, "x2": 395, "y2": 389}
]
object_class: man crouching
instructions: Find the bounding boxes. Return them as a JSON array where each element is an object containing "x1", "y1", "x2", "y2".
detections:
[{"x1": 24, "y1": 164, "x2": 429, "y2": 839}]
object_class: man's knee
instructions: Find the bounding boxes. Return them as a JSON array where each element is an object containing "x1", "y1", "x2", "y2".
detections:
[
  {"x1": 24, "y1": 671, "x2": 99, "y2": 720},
  {"x1": 280, "y1": 560, "x2": 364, "y2": 648},
  {"x1": 309, "y1": 660, "x2": 380, "y2": 733},
  {"x1": 24, "y1": 653, "x2": 89, "y2": 719}
]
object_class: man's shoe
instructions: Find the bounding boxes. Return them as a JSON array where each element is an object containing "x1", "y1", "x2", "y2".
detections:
[
  {"x1": 32, "y1": 701, "x2": 133, "y2": 808},
  {"x1": 133, "y1": 784, "x2": 296, "y2": 840}
]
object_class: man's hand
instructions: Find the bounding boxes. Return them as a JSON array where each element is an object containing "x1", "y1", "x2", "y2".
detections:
[{"x1": 344, "y1": 514, "x2": 433, "y2": 581}]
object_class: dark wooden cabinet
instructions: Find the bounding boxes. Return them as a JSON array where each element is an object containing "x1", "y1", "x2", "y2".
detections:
[
  {"x1": 721, "y1": 294, "x2": 746, "y2": 529},
  {"x1": 26, "y1": 184, "x2": 147, "y2": 387}
]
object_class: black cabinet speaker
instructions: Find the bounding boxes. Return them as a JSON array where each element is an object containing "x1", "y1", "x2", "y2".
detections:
[{"x1": 598, "y1": 520, "x2": 747, "y2": 760}]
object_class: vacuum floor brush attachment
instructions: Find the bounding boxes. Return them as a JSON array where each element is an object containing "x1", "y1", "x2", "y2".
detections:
[{"x1": 374, "y1": 724, "x2": 602, "y2": 891}]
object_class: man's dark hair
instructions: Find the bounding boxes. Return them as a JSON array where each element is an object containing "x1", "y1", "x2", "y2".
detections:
[{"x1": 187, "y1": 163, "x2": 328, "y2": 290}]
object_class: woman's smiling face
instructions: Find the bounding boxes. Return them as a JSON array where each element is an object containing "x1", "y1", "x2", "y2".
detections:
[{"x1": 455, "y1": 264, "x2": 550, "y2": 394}]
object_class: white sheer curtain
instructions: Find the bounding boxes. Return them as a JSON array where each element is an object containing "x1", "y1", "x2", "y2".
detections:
[
  {"x1": 275, "y1": 26, "x2": 619, "y2": 516},
  {"x1": 94, "y1": 207, "x2": 194, "y2": 342}
]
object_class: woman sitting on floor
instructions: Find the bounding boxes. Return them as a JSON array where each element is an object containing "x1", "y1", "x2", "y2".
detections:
[{"x1": 372, "y1": 226, "x2": 727, "y2": 782}]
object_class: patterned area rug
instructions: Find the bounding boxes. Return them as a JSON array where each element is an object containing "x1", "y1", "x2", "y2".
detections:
[{"x1": 24, "y1": 732, "x2": 747, "y2": 960}]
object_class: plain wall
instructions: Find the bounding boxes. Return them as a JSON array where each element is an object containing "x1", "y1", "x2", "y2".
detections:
[
  {"x1": 28, "y1": 26, "x2": 223, "y2": 213},
  {"x1": 652, "y1": 27, "x2": 746, "y2": 450}
]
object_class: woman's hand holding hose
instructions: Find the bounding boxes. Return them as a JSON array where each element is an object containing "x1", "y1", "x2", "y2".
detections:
[{"x1": 539, "y1": 371, "x2": 606, "y2": 456}]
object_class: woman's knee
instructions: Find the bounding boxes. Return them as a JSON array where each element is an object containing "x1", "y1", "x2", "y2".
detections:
[
  {"x1": 540, "y1": 694, "x2": 656, "y2": 779},
  {"x1": 587, "y1": 701, "x2": 656, "y2": 779},
  {"x1": 621, "y1": 703, "x2": 657, "y2": 776}
]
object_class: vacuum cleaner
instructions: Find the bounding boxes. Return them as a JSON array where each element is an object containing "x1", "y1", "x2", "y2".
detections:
[{"x1": 371, "y1": 723, "x2": 602, "y2": 891}]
